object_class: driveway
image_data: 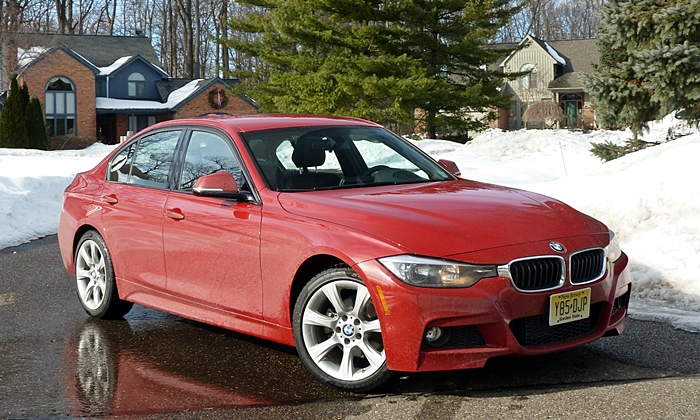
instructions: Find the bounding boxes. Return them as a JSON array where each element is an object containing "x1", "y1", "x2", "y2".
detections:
[{"x1": 1, "y1": 236, "x2": 699, "y2": 419}]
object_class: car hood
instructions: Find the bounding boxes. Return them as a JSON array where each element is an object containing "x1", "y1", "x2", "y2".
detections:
[{"x1": 277, "y1": 180, "x2": 608, "y2": 259}]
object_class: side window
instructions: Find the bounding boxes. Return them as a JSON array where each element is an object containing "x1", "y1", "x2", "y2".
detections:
[
  {"x1": 108, "y1": 142, "x2": 136, "y2": 182},
  {"x1": 127, "y1": 130, "x2": 181, "y2": 188},
  {"x1": 180, "y1": 131, "x2": 245, "y2": 191}
]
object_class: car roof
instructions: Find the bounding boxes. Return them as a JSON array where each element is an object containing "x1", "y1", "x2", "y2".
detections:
[{"x1": 155, "y1": 114, "x2": 382, "y2": 133}]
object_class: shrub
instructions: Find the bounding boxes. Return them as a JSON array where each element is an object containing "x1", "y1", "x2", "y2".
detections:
[
  {"x1": 26, "y1": 97, "x2": 50, "y2": 150},
  {"x1": 0, "y1": 78, "x2": 29, "y2": 148},
  {"x1": 522, "y1": 101, "x2": 566, "y2": 128},
  {"x1": 50, "y1": 135, "x2": 97, "y2": 150}
]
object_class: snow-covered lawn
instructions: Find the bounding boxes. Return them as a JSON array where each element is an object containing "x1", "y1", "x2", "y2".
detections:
[{"x1": 1, "y1": 117, "x2": 698, "y2": 331}]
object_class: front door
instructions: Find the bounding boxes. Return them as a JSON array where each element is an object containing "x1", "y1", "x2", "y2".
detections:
[
  {"x1": 162, "y1": 129, "x2": 263, "y2": 317},
  {"x1": 97, "y1": 114, "x2": 117, "y2": 144},
  {"x1": 565, "y1": 101, "x2": 578, "y2": 127}
]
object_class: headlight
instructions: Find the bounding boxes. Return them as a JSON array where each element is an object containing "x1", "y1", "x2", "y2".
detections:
[
  {"x1": 379, "y1": 255, "x2": 498, "y2": 288},
  {"x1": 605, "y1": 230, "x2": 622, "y2": 262}
]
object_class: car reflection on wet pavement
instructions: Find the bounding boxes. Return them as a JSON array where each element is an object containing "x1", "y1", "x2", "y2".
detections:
[
  {"x1": 60, "y1": 304, "x2": 672, "y2": 418},
  {"x1": 62, "y1": 306, "x2": 346, "y2": 417}
]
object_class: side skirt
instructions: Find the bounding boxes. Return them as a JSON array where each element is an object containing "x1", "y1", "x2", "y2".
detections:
[{"x1": 117, "y1": 277, "x2": 296, "y2": 347}]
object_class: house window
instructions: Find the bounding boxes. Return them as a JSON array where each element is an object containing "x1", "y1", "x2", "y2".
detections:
[
  {"x1": 129, "y1": 115, "x2": 157, "y2": 133},
  {"x1": 128, "y1": 72, "x2": 146, "y2": 97},
  {"x1": 520, "y1": 64, "x2": 537, "y2": 89},
  {"x1": 45, "y1": 76, "x2": 76, "y2": 137}
]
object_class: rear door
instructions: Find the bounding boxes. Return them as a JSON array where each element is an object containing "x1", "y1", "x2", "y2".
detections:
[{"x1": 101, "y1": 129, "x2": 183, "y2": 291}]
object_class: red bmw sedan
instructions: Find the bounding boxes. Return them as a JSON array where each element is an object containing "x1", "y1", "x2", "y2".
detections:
[{"x1": 58, "y1": 114, "x2": 632, "y2": 392}]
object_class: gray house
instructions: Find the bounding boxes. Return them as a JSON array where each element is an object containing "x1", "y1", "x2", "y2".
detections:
[{"x1": 492, "y1": 36, "x2": 600, "y2": 130}]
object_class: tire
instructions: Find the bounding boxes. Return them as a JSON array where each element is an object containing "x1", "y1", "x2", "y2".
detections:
[
  {"x1": 292, "y1": 267, "x2": 393, "y2": 392},
  {"x1": 74, "y1": 231, "x2": 133, "y2": 319}
]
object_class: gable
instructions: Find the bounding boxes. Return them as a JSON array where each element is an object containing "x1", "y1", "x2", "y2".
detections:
[
  {"x1": 173, "y1": 80, "x2": 258, "y2": 119},
  {"x1": 102, "y1": 57, "x2": 168, "y2": 101},
  {"x1": 500, "y1": 36, "x2": 560, "y2": 72},
  {"x1": 18, "y1": 47, "x2": 97, "y2": 138}
]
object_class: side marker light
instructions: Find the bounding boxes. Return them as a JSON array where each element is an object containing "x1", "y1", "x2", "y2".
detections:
[{"x1": 375, "y1": 286, "x2": 391, "y2": 315}]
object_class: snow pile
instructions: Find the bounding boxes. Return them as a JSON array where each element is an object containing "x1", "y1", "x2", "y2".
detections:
[
  {"x1": 544, "y1": 42, "x2": 566, "y2": 65},
  {"x1": 97, "y1": 56, "x2": 132, "y2": 76},
  {"x1": 17, "y1": 46, "x2": 48, "y2": 68},
  {"x1": 0, "y1": 144, "x2": 115, "y2": 250}
]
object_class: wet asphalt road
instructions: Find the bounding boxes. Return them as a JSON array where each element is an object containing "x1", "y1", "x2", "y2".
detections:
[{"x1": 1, "y1": 236, "x2": 700, "y2": 419}]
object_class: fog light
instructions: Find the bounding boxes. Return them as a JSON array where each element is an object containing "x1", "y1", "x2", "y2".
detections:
[{"x1": 425, "y1": 327, "x2": 443, "y2": 343}]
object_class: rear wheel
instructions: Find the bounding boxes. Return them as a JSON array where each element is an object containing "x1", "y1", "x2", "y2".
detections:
[
  {"x1": 292, "y1": 267, "x2": 392, "y2": 392},
  {"x1": 75, "y1": 231, "x2": 133, "y2": 319}
]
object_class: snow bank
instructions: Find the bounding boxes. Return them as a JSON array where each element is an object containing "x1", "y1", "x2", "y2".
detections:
[{"x1": 0, "y1": 144, "x2": 115, "y2": 250}]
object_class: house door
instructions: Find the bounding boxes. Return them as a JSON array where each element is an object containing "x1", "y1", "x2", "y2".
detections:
[
  {"x1": 565, "y1": 101, "x2": 577, "y2": 127},
  {"x1": 97, "y1": 115, "x2": 117, "y2": 144},
  {"x1": 561, "y1": 93, "x2": 582, "y2": 128},
  {"x1": 508, "y1": 100, "x2": 521, "y2": 130}
]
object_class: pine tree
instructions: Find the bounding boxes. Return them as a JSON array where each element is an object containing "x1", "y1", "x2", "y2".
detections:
[
  {"x1": 26, "y1": 97, "x2": 50, "y2": 150},
  {"x1": 0, "y1": 78, "x2": 30, "y2": 149},
  {"x1": 19, "y1": 81, "x2": 30, "y2": 116},
  {"x1": 583, "y1": 0, "x2": 700, "y2": 138},
  {"x1": 224, "y1": 0, "x2": 520, "y2": 139}
]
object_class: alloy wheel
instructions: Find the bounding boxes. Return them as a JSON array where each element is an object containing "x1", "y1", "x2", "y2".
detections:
[
  {"x1": 301, "y1": 279, "x2": 385, "y2": 382},
  {"x1": 76, "y1": 239, "x2": 107, "y2": 311}
]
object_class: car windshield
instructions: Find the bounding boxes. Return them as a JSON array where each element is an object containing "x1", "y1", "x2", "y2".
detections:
[{"x1": 241, "y1": 126, "x2": 453, "y2": 191}]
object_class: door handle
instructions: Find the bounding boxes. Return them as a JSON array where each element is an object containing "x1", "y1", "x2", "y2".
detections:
[
  {"x1": 164, "y1": 208, "x2": 185, "y2": 220},
  {"x1": 100, "y1": 194, "x2": 118, "y2": 204}
]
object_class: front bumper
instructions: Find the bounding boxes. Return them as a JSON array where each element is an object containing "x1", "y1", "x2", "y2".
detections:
[{"x1": 355, "y1": 250, "x2": 631, "y2": 373}]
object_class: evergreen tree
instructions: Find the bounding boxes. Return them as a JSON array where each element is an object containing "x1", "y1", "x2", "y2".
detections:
[
  {"x1": 584, "y1": 0, "x2": 700, "y2": 138},
  {"x1": 224, "y1": 0, "x2": 520, "y2": 139},
  {"x1": 0, "y1": 78, "x2": 30, "y2": 149},
  {"x1": 26, "y1": 97, "x2": 50, "y2": 150},
  {"x1": 19, "y1": 81, "x2": 30, "y2": 116}
]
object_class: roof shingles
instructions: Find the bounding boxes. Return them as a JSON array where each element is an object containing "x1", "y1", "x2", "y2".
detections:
[{"x1": 7, "y1": 33, "x2": 160, "y2": 68}]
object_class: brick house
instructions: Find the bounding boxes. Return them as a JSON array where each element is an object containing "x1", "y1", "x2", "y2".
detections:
[
  {"x1": 1, "y1": 33, "x2": 258, "y2": 144},
  {"x1": 491, "y1": 35, "x2": 600, "y2": 130}
]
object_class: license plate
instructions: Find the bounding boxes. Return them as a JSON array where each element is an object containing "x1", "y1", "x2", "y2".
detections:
[{"x1": 549, "y1": 288, "x2": 591, "y2": 326}]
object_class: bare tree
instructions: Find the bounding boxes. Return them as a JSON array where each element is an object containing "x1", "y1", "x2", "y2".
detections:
[
  {"x1": 496, "y1": 0, "x2": 603, "y2": 42},
  {"x1": 0, "y1": 0, "x2": 262, "y2": 79}
]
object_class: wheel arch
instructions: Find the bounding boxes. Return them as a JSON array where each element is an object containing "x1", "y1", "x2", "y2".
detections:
[
  {"x1": 288, "y1": 254, "x2": 349, "y2": 325},
  {"x1": 72, "y1": 224, "x2": 101, "y2": 266}
]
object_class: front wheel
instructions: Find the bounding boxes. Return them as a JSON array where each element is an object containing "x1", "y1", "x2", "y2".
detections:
[
  {"x1": 75, "y1": 231, "x2": 133, "y2": 319},
  {"x1": 292, "y1": 267, "x2": 393, "y2": 392}
]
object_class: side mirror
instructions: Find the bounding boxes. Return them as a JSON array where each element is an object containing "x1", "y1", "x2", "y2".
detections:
[
  {"x1": 192, "y1": 172, "x2": 254, "y2": 202},
  {"x1": 438, "y1": 159, "x2": 461, "y2": 177}
]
